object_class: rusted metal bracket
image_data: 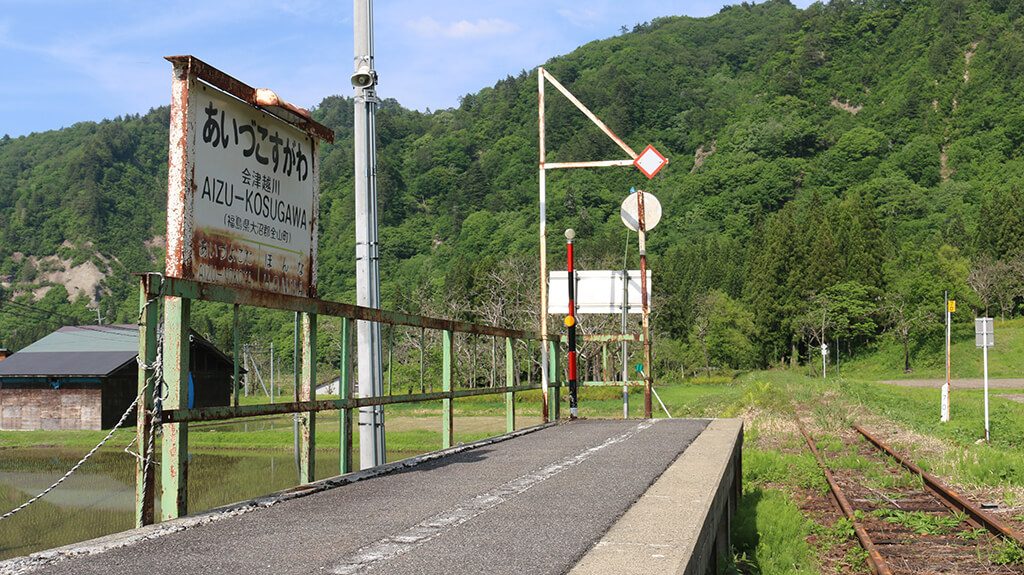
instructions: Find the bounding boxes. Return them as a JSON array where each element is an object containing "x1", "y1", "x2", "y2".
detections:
[{"x1": 165, "y1": 55, "x2": 334, "y2": 143}]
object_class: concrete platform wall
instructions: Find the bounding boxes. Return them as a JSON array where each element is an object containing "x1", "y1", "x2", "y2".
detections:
[{"x1": 569, "y1": 418, "x2": 744, "y2": 575}]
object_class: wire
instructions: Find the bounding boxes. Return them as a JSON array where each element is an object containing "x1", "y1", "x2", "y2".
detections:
[
  {"x1": 0, "y1": 304, "x2": 140, "y2": 343},
  {"x1": 3, "y1": 299, "x2": 82, "y2": 325}
]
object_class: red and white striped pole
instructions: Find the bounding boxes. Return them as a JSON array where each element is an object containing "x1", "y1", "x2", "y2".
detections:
[{"x1": 565, "y1": 228, "x2": 579, "y2": 419}]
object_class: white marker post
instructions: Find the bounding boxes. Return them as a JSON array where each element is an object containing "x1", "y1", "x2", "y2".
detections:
[
  {"x1": 975, "y1": 318, "x2": 994, "y2": 442},
  {"x1": 941, "y1": 294, "x2": 954, "y2": 422},
  {"x1": 821, "y1": 343, "x2": 828, "y2": 379}
]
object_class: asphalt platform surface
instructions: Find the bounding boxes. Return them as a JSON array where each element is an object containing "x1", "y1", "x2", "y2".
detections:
[{"x1": 30, "y1": 419, "x2": 708, "y2": 575}]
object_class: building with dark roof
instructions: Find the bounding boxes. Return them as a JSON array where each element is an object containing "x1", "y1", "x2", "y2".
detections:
[{"x1": 0, "y1": 325, "x2": 237, "y2": 430}]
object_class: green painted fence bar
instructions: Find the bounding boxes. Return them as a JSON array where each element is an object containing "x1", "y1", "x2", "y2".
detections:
[
  {"x1": 442, "y1": 329, "x2": 454, "y2": 449},
  {"x1": 505, "y1": 337, "x2": 515, "y2": 433},
  {"x1": 340, "y1": 317, "x2": 353, "y2": 475},
  {"x1": 140, "y1": 274, "x2": 536, "y2": 341},
  {"x1": 135, "y1": 285, "x2": 157, "y2": 528},
  {"x1": 298, "y1": 312, "x2": 316, "y2": 484},
  {"x1": 160, "y1": 295, "x2": 190, "y2": 521},
  {"x1": 157, "y1": 384, "x2": 542, "y2": 424}
]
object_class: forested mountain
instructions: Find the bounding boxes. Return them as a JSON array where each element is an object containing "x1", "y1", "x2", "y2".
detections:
[{"x1": 2, "y1": 0, "x2": 1024, "y2": 376}]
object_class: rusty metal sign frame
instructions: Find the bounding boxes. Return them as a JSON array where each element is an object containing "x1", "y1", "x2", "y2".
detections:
[
  {"x1": 537, "y1": 67, "x2": 666, "y2": 419},
  {"x1": 165, "y1": 55, "x2": 333, "y2": 300}
]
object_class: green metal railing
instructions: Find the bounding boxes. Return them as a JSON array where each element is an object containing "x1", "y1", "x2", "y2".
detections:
[{"x1": 134, "y1": 273, "x2": 560, "y2": 527}]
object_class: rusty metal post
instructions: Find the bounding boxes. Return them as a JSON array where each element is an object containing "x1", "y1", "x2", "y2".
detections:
[
  {"x1": 637, "y1": 190, "x2": 653, "y2": 419},
  {"x1": 419, "y1": 326, "x2": 426, "y2": 393},
  {"x1": 160, "y1": 295, "x2": 190, "y2": 521},
  {"x1": 505, "y1": 337, "x2": 515, "y2": 433},
  {"x1": 340, "y1": 317, "x2": 353, "y2": 474},
  {"x1": 298, "y1": 312, "x2": 317, "y2": 483},
  {"x1": 135, "y1": 280, "x2": 157, "y2": 528},
  {"x1": 602, "y1": 343, "x2": 609, "y2": 384},
  {"x1": 442, "y1": 329, "x2": 454, "y2": 448},
  {"x1": 232, "y1": 304, "x2": 240, "y2": 407}
]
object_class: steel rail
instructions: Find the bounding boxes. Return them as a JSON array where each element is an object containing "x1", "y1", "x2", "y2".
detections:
[
  {"x1": 854, "y1": 424, "x2": 1024, "y2": 545},
  {"x1": 796, "y1": 420, "x2": 893, "y2": 575}
]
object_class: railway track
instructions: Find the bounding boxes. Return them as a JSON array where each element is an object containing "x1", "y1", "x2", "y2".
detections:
[{"x1": 797, "y1": 420, "x2": 1024, "y2": 575}]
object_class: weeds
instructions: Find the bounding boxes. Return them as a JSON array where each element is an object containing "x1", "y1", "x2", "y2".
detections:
[
  {"x1": 871, "y1": 509, "x2": 966, "y2": 535},
  {"x1": 992, "y1": 540, "x2": 1024, "y2": 565},
  {"x1": 840, "y1": 545, "x2": 869, "y2": 572},
  {"x1": 810, "y1": 517, "x2": 855, "y2": 551}
]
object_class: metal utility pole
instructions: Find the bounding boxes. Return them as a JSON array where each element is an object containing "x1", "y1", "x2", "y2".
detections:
[
  {"x1": 941, "y1": 292, "x2": 952, "y2": 422},
  {"x1": 353, "y1": 0, "x2": 385, "y2": 468},
  {"x1": 565, "y1": 229, "x2": 578, "y2": 419},
  {"x1": 637, "y1": 190, "x2": 652, "y2": 419},
  {"x1": 983, "y1": 327, "x2": 990, "y2": 442},
  {"x1": 621, "y1": 267, "x2": 629, "y2": 419},
  {"x1": 976, "y1": 317, "x2": 993, "y2": 442},
  {"x1": 537, "y1": 70, "x2": 550, "y2": 422}
]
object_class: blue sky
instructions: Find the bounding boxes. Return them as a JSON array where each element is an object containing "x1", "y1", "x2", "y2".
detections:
[{"x1": 0, "y1": 1, "x2": 812, "y2": 137}]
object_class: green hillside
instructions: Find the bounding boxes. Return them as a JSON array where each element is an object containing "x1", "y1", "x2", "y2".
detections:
[
  {"x1": 841, "y1": 316, "x2": 1024, "y2": 380},
  {"x1": 1, "y1": 0, "x2": 1024, "y2": 374}
]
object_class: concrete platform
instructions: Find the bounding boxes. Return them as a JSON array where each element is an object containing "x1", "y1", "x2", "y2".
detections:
[
  {"x1": 1, "y1": 418, "x2": 742, "y2": 575},
  {"x1": 570, "y1": 419, "x2": 743, "y2": 575}
]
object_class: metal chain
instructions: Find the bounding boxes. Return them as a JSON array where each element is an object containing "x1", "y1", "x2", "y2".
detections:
[
  {"x1": 132, "y1": 294, "x2": 164, "y2": 509},
  {"x1": 123, "y1": 325, "x2": 165, "y2": 496}
]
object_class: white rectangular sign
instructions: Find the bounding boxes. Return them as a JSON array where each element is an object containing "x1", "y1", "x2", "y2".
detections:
[
  {"x1": 167, "y1": 66, "x2": 319, "y2": 298},
  {"x1": 548, "y1": 270, "x2": 651, "y2": 315},
  {"x1": 975, "y1": 318, "x2": 994, "y2": 348}
]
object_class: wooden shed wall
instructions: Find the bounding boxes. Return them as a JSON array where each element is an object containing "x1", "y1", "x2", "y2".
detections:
[{"x1": 0, "y1": 387, "x2": 102, "y2": 430}]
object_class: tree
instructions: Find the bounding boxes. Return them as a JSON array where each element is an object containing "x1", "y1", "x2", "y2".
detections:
[
  {"x1": 797, "y1": 281, "x2": 879, "y2": 370},
  {"x1": 967, "y1": 256, "x2": 1000, "y2": 316},
  {"x1": 881, "y1": 246, "x2": 962, "y2": 373},
  {"x1": 882, "y1": 290, "x2": 931, "y2": 373},
  {"x1": 994, "y1": 255, "x2": 1024, "y2": 319},
  {"x1": 686, "y1": 290, "x2": 756, "y2": 376}
]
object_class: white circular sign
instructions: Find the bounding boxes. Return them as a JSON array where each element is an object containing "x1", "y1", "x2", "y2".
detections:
[{"x1": 620, "y1": 192, "x2": 662, "y2": 232}]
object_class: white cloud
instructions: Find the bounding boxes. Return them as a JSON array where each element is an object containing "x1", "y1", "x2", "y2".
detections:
[
  {"x1": 405, "y1": 16, "x2": 518, "y2": 39},
  {"x1": 556, "y1": 7, "x2": 604, "y2": 28}
]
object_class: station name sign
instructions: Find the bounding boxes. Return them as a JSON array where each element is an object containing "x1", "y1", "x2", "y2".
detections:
[{"x1": 164, "y1": 56, "x2": 333, "y2": 298}]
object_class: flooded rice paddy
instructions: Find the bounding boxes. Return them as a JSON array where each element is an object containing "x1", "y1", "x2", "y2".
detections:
[{"x1": 0, "y1": 412, "x2": 532, "y2": 561}]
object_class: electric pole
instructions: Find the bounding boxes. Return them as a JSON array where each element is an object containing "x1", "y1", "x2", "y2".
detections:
[{"x1": 353, "y1": 0, "x2": 385, "y2": 468}]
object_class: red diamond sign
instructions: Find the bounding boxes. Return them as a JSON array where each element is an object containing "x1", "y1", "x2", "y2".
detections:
[{"x1": 633, "y1": 144, "x2": 668, "y2": 179}]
